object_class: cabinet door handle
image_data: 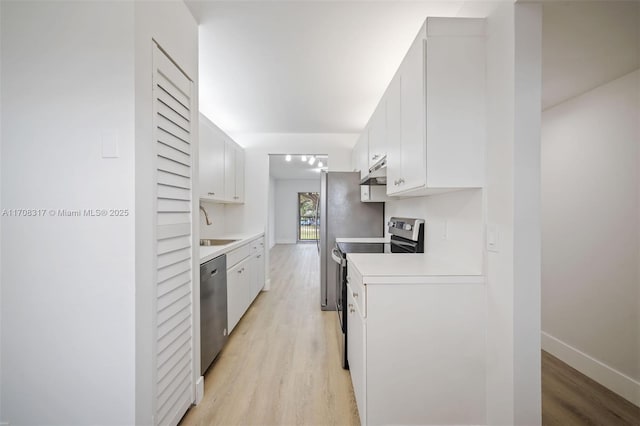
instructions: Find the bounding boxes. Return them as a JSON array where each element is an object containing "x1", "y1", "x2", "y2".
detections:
[
  {"x1": 208, "y1": 192, "x2": 215, "y2": 196},
  {"x1": 350, "y1": 308, "x2": 355, "y2": 313},
  {"x1": 210, "y1": 269, "x2": 218, "y2": 276},
  {"x1": 353, "y1": 292, "x2": 358, "y2": 298},
  {"x1": 372, "y1": 154, "x2": 379, "y2": 160}
]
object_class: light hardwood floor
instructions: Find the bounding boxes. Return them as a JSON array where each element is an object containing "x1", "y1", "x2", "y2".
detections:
[
  {"x1": 180, "y1": 244, "x2": 360, "y2": 426},
  {"x1": 542, "y1": 350, "x2": 640, "y2": 426},
  {"x1": 182, "y1": 244, "x2": 640, "y2": 426}
]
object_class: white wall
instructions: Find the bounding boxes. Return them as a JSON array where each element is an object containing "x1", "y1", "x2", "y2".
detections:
[
  {"x1": 0, "y1": 2, "x2": 4, "y2": 421},
  {"x1": 1, "y1": 2, "x2": 136, "y2": 424},
  {"x1": 0, "y1": 1, "x2": 198, "y2": 423},
  {"x1": 199, "y1": 201, "x2": 226, "y2": 238},
  {"x1": 541, "y1": 69, "x2": 640, "y2": 405},
  {"x1": 274, "y1": 179, "x2": 321, "y2": 244},
  {"x1": 456, "y1": 3, "x2": 542, "y2": 424},
  {"x1": 385, "y1": 189, "x2": 483, "y2": 273}
]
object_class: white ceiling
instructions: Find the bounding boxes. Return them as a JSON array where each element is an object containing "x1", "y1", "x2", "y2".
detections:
[
  {"x1": 542, "y1": 1, "x2": 639, "y2": 109},
  {"x1": 269, "y1": 154, "x2": 328, "y2": 180},
  {"x1": 185, "y1": 1, "x2": 463, "y2": 135},
  {"x1": 186, "y1": 1, "x2": 640, "y2": 135}
]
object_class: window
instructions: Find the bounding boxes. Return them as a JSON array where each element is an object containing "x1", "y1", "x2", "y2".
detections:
[{"x1": 298, "y1": 192, "x2": 319, "y2": 241}]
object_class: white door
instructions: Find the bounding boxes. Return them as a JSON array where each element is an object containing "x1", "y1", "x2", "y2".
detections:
[
  {"x1": 368, "y1": 99, "x2": 386, "y2": 168},
  {"x1": 153, "y1": 43, "x2": 194, "y2": 426},
  {"x1": 347, "y1": 285, "x2": 366, "y2": 425},
  {"x1": 227, "y1": 257, "x2": 250, "y2": 333},
  {"x1": 399, "y1": 38, "x2": 427, "y2": 192},
  {"x1": 199, "y1": 117, "x2": 225, "y2": 200},
  {"x1": 234, "y1": 144, "x2": 245, "y2": 202},
  {"x1": 385, "y1": 74, "x2": 402, "y2": 195}
]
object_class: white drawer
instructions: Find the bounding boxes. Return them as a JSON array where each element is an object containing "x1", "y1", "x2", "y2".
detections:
[
  {"x1": 250, "y1": 237, "x2": 264, "y2": 255},
  {"x1": 226, "y1": 243, "x2": 251, "y2": 269}
]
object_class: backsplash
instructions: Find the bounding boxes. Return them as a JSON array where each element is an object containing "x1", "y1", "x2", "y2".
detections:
[
  {"x1": 199, "y1": 201, "x2": 226, "y2": 237},
  {"x1": 384, "y1": 189, "x2": 484, "y2": 273}
]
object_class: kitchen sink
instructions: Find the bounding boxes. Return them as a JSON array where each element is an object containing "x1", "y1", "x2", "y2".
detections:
[{"x1": 200, "y1": 239, "x2": 238, "y2": 246}]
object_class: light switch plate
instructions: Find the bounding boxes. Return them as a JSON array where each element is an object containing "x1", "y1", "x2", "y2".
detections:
[
  {"x1": 101, "y1": 129, "x2": 119, "y2": 158},
  {"x1": 487, "y1": 225, "x2": 499, "y2": 253}
]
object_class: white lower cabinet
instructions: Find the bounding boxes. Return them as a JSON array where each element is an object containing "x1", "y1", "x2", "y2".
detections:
[
  {"x1": 249, "y1": 237, "x2": 265, "y2": 301},
  {"x1": 252, "y1": 250, "x2": 265, "y2": 299},
  {"x1": 347, "y1": 284, "x2": 366, "y2": 425},
  {"x1": 347, "y1": 264, "x2": 486, "y2": 426},
  {"x1": 225, "y1": 236, "x2": 265, "y2": 334},
  {"x1": 227, "y1": 256, "x2": 251, "y2": 333}
]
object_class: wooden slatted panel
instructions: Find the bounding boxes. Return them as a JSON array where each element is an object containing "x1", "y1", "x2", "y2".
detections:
[
  {"x1": 157, "y1": 271, "x2": 191, "y2": 299},
  {"x1": 158, "y1": 171, "x2": 190, "y2": 191},
  {"x1": 153, "y1": 44, "x2": 194, "y2": 426},
  {"x1": 157, "y1": 235, "x2": 191, "y2": 256},
  {"x1": 158, "y1": 128, "x2": 191, "y2": 155},
  {"x1": 157, "y1": 185, "x2": 190, "y2": 202}
]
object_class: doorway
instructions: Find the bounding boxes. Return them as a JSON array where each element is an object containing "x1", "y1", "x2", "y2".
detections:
[{"x1": 297, "y1": 192, "x2": 319, "y2": 242}]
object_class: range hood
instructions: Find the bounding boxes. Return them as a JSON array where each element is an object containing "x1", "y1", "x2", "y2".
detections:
[{"x1": 360, "y1": 156, "x2": 387, "y2": 186}]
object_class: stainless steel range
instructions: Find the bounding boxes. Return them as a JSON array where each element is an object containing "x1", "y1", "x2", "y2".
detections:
[{"x1": 333, "y1": 217, "x2": 425, "y2": 369}]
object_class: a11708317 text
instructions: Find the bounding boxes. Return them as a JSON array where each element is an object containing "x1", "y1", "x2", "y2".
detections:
[{"x1": 1, "y1": 208, "x2": 130, "y2": 217}]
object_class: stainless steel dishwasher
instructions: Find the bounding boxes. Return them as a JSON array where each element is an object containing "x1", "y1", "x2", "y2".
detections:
[{"x1": 200, "y1": 254, "x2": 228, "y2": 375}]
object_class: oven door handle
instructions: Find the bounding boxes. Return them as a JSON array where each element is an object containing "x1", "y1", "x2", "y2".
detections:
[{"x1": 331, "y1": 247, "x2": 345, "y2": 266}]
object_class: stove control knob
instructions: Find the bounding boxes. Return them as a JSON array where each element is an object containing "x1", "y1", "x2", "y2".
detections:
[{"x1": 403, "y1": 224, "x2": 413, "y2": 231}]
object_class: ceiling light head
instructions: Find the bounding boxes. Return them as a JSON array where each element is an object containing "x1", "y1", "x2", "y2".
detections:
[
  {"x1": 285, "y1": 154, "x2": 291, "y2": 162},
  {"x1": 318, "y1": 161, "x2": 323, "y2": 168},
  {"x1": 308, "y1": 156, "x2": 316, "y2": 165},
  {"x1": 301, "y1": 155, "x2": 307, "y2": 162}
]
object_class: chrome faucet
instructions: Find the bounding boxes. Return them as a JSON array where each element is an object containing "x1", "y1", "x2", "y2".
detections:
[{"x1": 200, "y1": 205, "x2": 212, "y2": 226}]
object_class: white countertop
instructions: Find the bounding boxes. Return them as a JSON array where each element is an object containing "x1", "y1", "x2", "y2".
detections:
[
  {"x1": 200, "y1": 232, "x2": 264, "y2": 264},
  {"x1": 335, "y1": 236, "x2": 389, "y2": 243},
  {"x1": 346, "y1": 253, "x2": 484, "y2": 285}
]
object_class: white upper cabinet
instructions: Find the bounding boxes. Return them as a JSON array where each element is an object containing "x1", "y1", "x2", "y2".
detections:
[
  {"x1": 377, "y1": 17, "x2": 486, "y2": 197},
  {"x1": 385, "y1": 73, "x2": 402, "y2": 193},
  {"x1": 234, "y1": 144, "x2": 245, "y2": 202},
  {"x1": 199, "y1": 115, "x2": 226, "y2": 201},
  {"x1": 353, "y1": 130, "x2": 370, "y2": 180},
  {"x1": 393, "y1": 35, "x2": 427, "y2": 194},
  {"x1": 367, "y1": 98, "x2": 386, "y2": 168},
  {"x1": 224, "y1": 140, "x2": 245, "y2": 203},
  {"x1": 199, "y1": 112, "x2": 245, "y2": 203}
]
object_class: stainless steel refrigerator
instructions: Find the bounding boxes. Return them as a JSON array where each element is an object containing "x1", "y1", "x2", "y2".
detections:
[{"x1": 319, "y1": 171, "x2": 384, "y2": 310}]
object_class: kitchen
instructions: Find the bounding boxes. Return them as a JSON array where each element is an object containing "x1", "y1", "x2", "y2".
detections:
[{"x1": 0, "y1": 1, "x2": 638, "y2": 426}]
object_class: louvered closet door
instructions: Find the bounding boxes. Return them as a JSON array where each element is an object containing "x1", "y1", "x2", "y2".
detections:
[{"x1": 152, "y1": 43, "x2": 194, "y2": 426}]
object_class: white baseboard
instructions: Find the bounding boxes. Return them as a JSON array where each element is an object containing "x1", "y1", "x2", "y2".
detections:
[
  {"x1": 541, "y1": 331, "x2": 640, "y2": 406},
  {"x1": 195, "y1": 376, "x2": 204, "y2": 405}
]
